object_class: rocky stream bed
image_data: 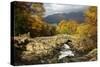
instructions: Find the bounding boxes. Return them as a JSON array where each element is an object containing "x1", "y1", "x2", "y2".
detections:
[{"x1": 12, "y1": 34, "x2": 97, "y2": 65}]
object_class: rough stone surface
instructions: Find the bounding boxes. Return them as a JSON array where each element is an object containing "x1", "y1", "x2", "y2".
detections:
[{"x1": 13, "y1": 34, "x2": 97, "y2": 65}]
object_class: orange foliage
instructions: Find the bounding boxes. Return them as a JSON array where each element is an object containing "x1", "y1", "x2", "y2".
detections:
[
  {"x1": 84, "y1": 6, "x2": 97, "y2": 25},
  {"x1": 27, "y1": 15, "x2": 56, "y2": 37},
  {"x1": 76, "y1": 23, "x2": 97, "y2": 37},
  {"x1": 57, "y1": 20, "x2": 79, "y2": 34}
]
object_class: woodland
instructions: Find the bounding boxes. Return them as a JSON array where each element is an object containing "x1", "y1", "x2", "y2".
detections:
[{"x1": 12, "y1": 2, "x2": 97, "y2": 65}]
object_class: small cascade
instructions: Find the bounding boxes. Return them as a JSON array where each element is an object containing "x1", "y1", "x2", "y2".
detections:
[{"x1": 58, "y1": 43, "x2": 74, "y2": 59}]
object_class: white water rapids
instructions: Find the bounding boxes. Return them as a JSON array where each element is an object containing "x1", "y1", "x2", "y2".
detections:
[{"x1": 58, "y1": 44, "x2": 74, "y2": 59}]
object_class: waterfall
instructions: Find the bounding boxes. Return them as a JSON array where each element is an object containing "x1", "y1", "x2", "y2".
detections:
[{"x1": 58, "y1": 43, "x2": 74, "y2": 59}]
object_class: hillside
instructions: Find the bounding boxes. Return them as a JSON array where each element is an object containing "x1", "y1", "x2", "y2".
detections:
[{"x1": 44, "y1": 12, "x2": 85, "y2": 24}]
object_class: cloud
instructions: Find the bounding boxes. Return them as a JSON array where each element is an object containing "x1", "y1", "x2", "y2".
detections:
[{"x1": 43, "y1": 3, "x2": 88, "y2": 17}]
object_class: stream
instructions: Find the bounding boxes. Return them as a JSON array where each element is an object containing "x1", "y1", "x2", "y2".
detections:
[{"x1": 58, "y1": 44, "x2": 74, "y2": 60}]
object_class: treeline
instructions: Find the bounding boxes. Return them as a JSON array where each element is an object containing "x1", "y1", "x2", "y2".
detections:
[
  {"x1": 57, "y1": 6, "x2": 97, "y2": 36},
  {"x1": 56, "y1": 6, "x2": 97, "y2": 52},
  {"x1": 14, "y1": 2, "x2": 56, "y2": 37},
  {"x1": 14, "y1": 2, "x2": 97, "y2": 40}
]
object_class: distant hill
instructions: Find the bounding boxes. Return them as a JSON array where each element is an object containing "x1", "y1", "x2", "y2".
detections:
[{"x1": 44, "y1": 11, "x2": 85, "y2": 24}]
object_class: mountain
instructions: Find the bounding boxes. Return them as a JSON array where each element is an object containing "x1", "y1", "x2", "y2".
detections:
[{"x1": 44, "y1": 12, "x2": 85, "y2": 24}]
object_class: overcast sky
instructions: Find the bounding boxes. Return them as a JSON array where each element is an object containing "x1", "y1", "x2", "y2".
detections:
[{"x1": 43, "y1": 3, "x2": 88, "y2": 17}]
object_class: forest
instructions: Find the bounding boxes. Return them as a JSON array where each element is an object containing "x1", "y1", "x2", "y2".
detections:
[{"x1": 12, "y1": 1, "x2": 97, "y2": 65}]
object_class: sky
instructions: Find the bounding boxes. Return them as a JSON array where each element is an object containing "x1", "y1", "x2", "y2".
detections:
[{"x1": 43, "y1": 3, "x2": 88, "y2": 17}]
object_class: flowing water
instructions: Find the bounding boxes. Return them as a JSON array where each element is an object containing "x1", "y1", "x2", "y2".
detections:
[{"x1": 59, "y1": 44, "x2": 74, "y2": 59}]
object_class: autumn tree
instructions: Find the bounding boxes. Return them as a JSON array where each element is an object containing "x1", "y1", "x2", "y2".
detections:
[
  {"x1": 80, "y1": 6, "x2": 97, "y2": 39},
  {"x1": 76, "y1": 23, "x2": 97, "y2": 37},
  {"x1": 14, "y1": 1, "x2": 56, "y2": 37},
  {"x1": 84, "y1": 6, "x2": 97, "y2": 25},
  {"x1": 26, "y1": 15, "x2": 56, "y2": 37},
  {"x1": 75, "y1": 23, "x2": 97, "y2": 51},
  {"x1": 31, "y1": 3, "x2": 45, "y2": 17},
  {"x1": 13, "y1": 2, "x2": 47, "y2": 36},
  {"x1": 75, "y1": 6, "x2": 97, "y2": 39},
  {"x1": 56, "y1": 20, "x2": 79, "y2": 34}
]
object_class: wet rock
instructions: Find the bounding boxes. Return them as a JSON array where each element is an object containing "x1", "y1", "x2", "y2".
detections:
[
  {"x1": 59, "y1": 48, "x2": 97, "y2": 62},
  {"x1": 13, "y1": 34, "x2": 97, "y2": 65}
]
